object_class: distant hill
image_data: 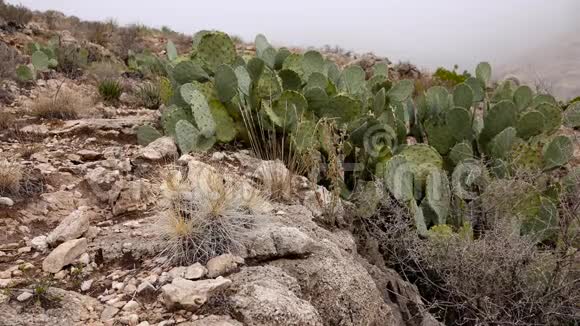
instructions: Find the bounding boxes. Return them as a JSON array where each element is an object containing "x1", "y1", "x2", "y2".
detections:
[{"x1": 497, "y1": 30, "x2": 580, "y2": 101}]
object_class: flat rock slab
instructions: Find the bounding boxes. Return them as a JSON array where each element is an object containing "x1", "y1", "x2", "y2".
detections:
[{"x1": 42, "y1": 238, "x2": 88, "y2": 273}]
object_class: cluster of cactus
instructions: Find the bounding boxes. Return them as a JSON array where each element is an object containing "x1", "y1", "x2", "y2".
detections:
[
  {"x1": 136, "y1": 31, "x2": 575, "y2": 241},
  {"x1": 16, "y1": 38, "x2": 88, "y2": 82}
]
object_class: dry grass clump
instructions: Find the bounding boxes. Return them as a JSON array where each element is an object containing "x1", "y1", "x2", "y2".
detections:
[
  {"x1": 0, "y1": 159, "x2": 22, "y2": 196},
  {"x1": 155, "y1": 166, "x2": 270, "y2": 265},
  {"x1": 0, "y1": 111, "x2": 15, "y2": 131},
  {"x1": 31, "y1": 88, "x2": 84, "y2": 120}
]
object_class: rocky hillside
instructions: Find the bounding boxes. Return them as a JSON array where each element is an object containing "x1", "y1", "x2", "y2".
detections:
[{"x1": 1, "y1": 3, "x2": 578, "y2": 326}]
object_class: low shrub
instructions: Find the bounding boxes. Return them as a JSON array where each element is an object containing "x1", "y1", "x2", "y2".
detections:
[
  {"x1": 433, "y1": 65, "x2": 471, "y2": 86},
  {"x1": 98, "y1": 79, "x2": 123, "y2": 103},
  {"x1": 56, "y1": 44, "x2": 88, "y2": 78},
  {"x1": 135, "y1": 81, "x2": 162, "y2": 109},
  {"x1": 0, "y1": 41, "x2": 24, "y2": 81},
  {"x1": 31, "y1": 88, "x2": 83, "y2": 120},
  {"x1": 0, "y1": 159, "x2": 22, "y2": 196}
]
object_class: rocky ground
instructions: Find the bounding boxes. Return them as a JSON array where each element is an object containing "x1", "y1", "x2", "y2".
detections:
[{"x1": 0, "y1": 72, "x2": 440, "y2": 326}]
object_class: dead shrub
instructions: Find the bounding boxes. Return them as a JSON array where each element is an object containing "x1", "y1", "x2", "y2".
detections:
[
  {"x1": 56, "y1": 44, "x2": 87, "y2": 78},
  {"x1": 360, "y1": 183, "x2": 579, "y2": 326},
  {"x1": 31, "y1": 87, "x2": 84, "y2": 120},
  {"x1": 88, "y1": 61, "x2": 123, "y2": 83},
  {"x1": 114, "y1": 25, "x2": 143, "y2": 62}
]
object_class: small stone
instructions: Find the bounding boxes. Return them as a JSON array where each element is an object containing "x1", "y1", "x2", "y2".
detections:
[
  {"x1": 112, "y1": 281, "x2": 124, "y2": 291},
  {"x1": 30, "y1": 236, "x2": 48, "y2": 252},
  {"x1": 138, "y1": 137, "x2": 177, "y2": 161},
  {"x1": 101, "y1": 305, "x2": 120, "y2": 321},
  {"x1": 136, "y1": 281, "x2": 156, "y2": 296},
  {"x1": 77, "y1": 149, "x2": 102, "y2": 161},
  {"x1": 0, "y1": 197, "x2": 14, "y2": 207},
  {"x1": 206, "y1": 254, "x2": 243, "y2": 278},
  {"x1": 123, "y1": 283, "x2": 137, "y2": 294},
  {"x1": 78, "y1": 252, "x2": 91, "y2": 265},
  {"x1": 46, "y1": 208, "x2": 91, "y2": 245},
  {"x1": 161, "y1": 277, "x2": 232, "y2": 311},
  {"x1": 17, "y1": 247, "x2": 31, "y2": 254},
  {"x1": 122, "y1": 300, "x2": 140, "y2": 312},
  {"x1": 16, "y1": 291, "x2": 33, "y2": 302},
  {"x1": 81, "y1": 279, "x2": 93, "y2": 291},
  {"x1": 42, "y1": 238, "x2": 88, "y2": 273},
  {"x1": 184, "y1": 263, "x2": 207, "y2": 280},
  {"x1": 54, "y1": 270, "x2": 69, "y2": 280}
]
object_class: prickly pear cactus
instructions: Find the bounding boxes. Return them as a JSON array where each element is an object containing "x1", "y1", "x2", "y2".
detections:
[
  {"x1": 542, "y1": 135, "x2": 573, "y2": 170},
  {"x1": 32, "y1": 51, "x2": 49, "y2": 71},
  {"x1": 338, "y1": 66, "x2": 366, "y2": 95},
  {"x1": 266, "y1": 90, "x2": 307, "y2": 129},
  {"x1": 282, "y1": 53, "x2": 304, "y2": 79},
  {"x1": 278, "y1": 69, "x2": 303, "y2": 91},
  {"x1": 290, "y1": 119, "x2": 318, "y2": 153},
  {"x1": 516, "y1": 110, "x2": 545, "y2": 139},
  {"x1": 479, "y1": 100, "x2": 518, "y2": 147},
  {"x1": 513, "y1": 85, "x2": 533, "y2": 111},
  {"x1": 215, "y1": 64, "x2": 238, "y2": 102},
  {"x1": 465, "y1": 77, "x2": 485, "y2": 102},
  {"x1": 234, "y1": 66, "x2": 252, "y2": 96},
  {"x1": 379, "y1": 155, "x2": 415, "y2": 202},
  {"x1": 256, "y1": 66, "x2": 282, "y2": 100},
  {"x1": 449, "y1": 141, "x2": 474, "y2": 165},
  {"x1": 320, "y1": 94, "x2": 361, "y2": 125},
  {"x1": 424, "y1": 120, "x2": 455, "y2": 155},
  {"x1": 420, "y1": 169, "x2": 451, "y2": 225},
  {"x1": 180, "y1": 84, "x2": 216, "y2": 137},
  {"x1": 426, "y1": 86, "x2": 450, "y2": 117},
  {"x1": 388, "y1": 80, "x2": 414, "y2": 103},
  {"x1": 302, "y1": 50, "x2": 324, "y2": 80},
  {"x1": 175, "y1": 120, "x2": 198, "y2": 153},
  {"x1": 489, "y1": 127, "x2": 518, "y2": 159},
  {"x1": 196, "y1": 31, "x2": 236, "y2": 72},
  {"x1": 173, "y1": 60, "x2": 209, "y2": 84},
  {"x1": 209, "y1": 100, "x2": 237, "y2": 142},
  {"x1": 162, "y1": 105, "x2": 193, "y2": 137},
  {"x1": 446, "y1": 107, "x2": 472, "y2": 141},
  {"x1": 475, "y1": 61, "x2": 492, "y2": 86},
  {"x1": 452, "y1": 83, "x2": 474, "y2": 109},
  {"x1": 137, "y1": 125, "x2": 163, "y2": 146},
  {"x1": 535, "y1": 103, "x2": 562, "y2": 134},
  {"x1": 373, "y1": 63, "x2": 389, "y2": 77},
  {"x1": 16, "y1": 65, "x2": 34, "y2": 82},
  {"x1": 166, "y1": 40, "x2": 177, "y2": 61},
  {"x1": 563, "y1": 102, "x2": 580, "y2": 128}
]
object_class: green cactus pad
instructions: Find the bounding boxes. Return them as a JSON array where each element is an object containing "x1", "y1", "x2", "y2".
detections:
[
  {"x1": 510, "y1": 142, "x2": 543, "y2": 171},
  {"x1": 464, "y1": 77, "x2": 485, "y2": 102},
  {"x1": 531, "y1": 94, "x2": 558, "y2": 109},
  {"x1": 324, "y1": 60, "x2": 341, "y2": 85},
  {"x1": 542, "y1": 135, "x2": 573, "y2": 170},
  {"x1": 475, "y1": 61, "x2": 492, "y2": 85},
  {"x1": 180, "y1": 84, "x2": 216, "y2": 137},
  {"x1": 379, "y1": 155, "x2": 415, "y2": 202},
  {"x1": 196, "y1": 32, "x2": 236, "y2": 72},
  {"x1": 446, "y1": 107, "x2": 473, "y2": 141},
  {"x1": 303, "y1": 50, "x2": 324, "y2": 79},
  {"x1": 320, "y1": 94, "x2": 361, "y2": 125},
  {"x1": 282, "y1": 53, "x2": 304, "y2": 78},
  {"x1": 274, "y1": 48, "x2": 291, "y2": 70},
  {"x1": 373, "y1": 62, "x2": 389, "y2": 77},
  {"x1": 214, "y1": 64, "x2": 238, "y2": 102},
  {"x1": 175, "y1": 120, "x2": 198, "y2": 153},
  {"x1": 256, "y1": 66, "x2": 282, "y2": 100},
  {"x1": 516, "y1": 110, "x2": 545, "y2": 139},
  {"x1": 424, "y1": 121, "x2": 456, "y2": 155},
  {"x1": 32, "y1": 51, "x2": 49, "y2": 71},
  {"x1": 388, "y1": 80, "x2": 414, "y2": 103},
  {"x1": 489, "y1": 127, "x2": 518, "y2": 159},
  {"x1": 338, "y1": 65, "x2": 366, "y2": 95},
  {"x1": 480, "y1": 100, "x2": 518, "y2": 145},
  {"x1": 234, "y1": 66, "x2": 252, "y2": 96},
  {"x1": 246, "y1": 57, "x2": 265, "y2": 81},
  {"x1": 267, "y1": 90, "x2": 308, "y2": 129},
  {"x1": 451, "y1": 159, "x2": 488, "y2": 200},
  {"x1": 290, "y1": 119, "x2": 318, "y2": 152},
  {"x1": 409, "y1": 200, "x2": 428, "y2": 236},
  {"x1": 426, "y1": 86, "x2": 450, "y2": 117},
  {"x1": 306, "y1": 72, "x2": 328, "y2": 91},
  {"x1": 491, "y1": 80, "x2": 516, "y2": 103},
  {"x1": 162, "y1": 105, "x2": 193, "y2": 137},
  {"x1": 278, "y1": 69, "x2": 303, "y2": 91},
  {"x1": 173, "y1": 60, "x2": 209, "y2": 84},
  {"x1": 520, "y1": 196, "x2": 559, "y2": 243},
  {"x1": 373, "y1": 88, "x2": 386, "y2": 116},
  {"x1": 563, "y1": 102, "x2": 580, "y2": 128},
  {"x1": 399, "y1": 144, "x2": 444, "y2": 170},
  {"x1": 535, "y1": 103, "x2": 562, "y2": 134},
  {"x1": 137, "y1": 125, "x2": 163, "y2": 146},
  {"x1": 513, "y1": 85, "x2": 533, "y2": 111},
  {"x1": 449, "y1": 141, "x2": 474, "y2": 164},
  {"x1": 367, "y1": 75, "x2": 391, "y2": 94},
  {"x1": 166, "y1": 40, "x2": 177, "y2": 61},
  {"x1": 209, "y1": 100, "x2": 237, "y2": 142},
  {"x1": 16, "y1": 65, "x2": 34, "y2": 82},
  {"x1": 260, "y1": 47, "x2": 277, "y2": 68},
  {"x1": 304, "y1": 87, "x2": 329, "y2": 116},
  {"x1": 254, "y1": 34, "x2": 271, "y2": 57},
  {"x1": 420, "y1": 168, "x2": 451, "y2": 225},
  {"x1": 452, "y1": 83, "x2": 474, "y2": 109}
]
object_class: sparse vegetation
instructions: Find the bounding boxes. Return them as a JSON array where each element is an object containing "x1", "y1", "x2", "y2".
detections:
[
  {"x1": 156, "y1": 167, "x2": 268, "y2": 265},
  {"x1": 0, "y1": 159, "x2": 22, "y2": 196},
  {"x1": 0, "y1": 41, "x2": 24, "y2": 81},
  {"x1": 98, "y1": 78, "x2": 123, "y2": 103},
  {"x1": 31, "y1": 87, "x2": 84, "y2": 120},
  {"x1": 432, "y1": 65, "x2": 471, "y2": 86},
  {"x1": 135, "y1": 81, "x2": 162, "y2": 109},
  {"x1": 56, "y1": 44, "x2": 88, "y2": 78}
]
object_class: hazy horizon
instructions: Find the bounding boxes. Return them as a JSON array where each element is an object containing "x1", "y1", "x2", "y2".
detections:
[{"x1": 8, "y1": 0, "x2": 580, "y2": 74}]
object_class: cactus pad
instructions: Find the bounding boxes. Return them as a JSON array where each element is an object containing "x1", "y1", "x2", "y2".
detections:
[
  {"x1": 475, "y1": 61, "x2": 492, "y2": 85},
  {"x1": 196, "y1": 31, "x2": 236, "y2": 72},
  {"x1": 513, "y1": 85, "x2": 533, "y2": 111},
  {"x1": 137, "y1": 125, "x2": 163, "y2": 146},
  {"x1": 452, "y1": 83, "x2": 474, "y2": 109},
  {"x1": 542, "y1": 135, "x2": 573, "y2": 170},
  {"x1": 516, "y1": 110, "x2": 545, "y2": 139},
  {"x1": 535, "y1": 103, "x2": 562, "y2": 134},
  {"x1": 320, "y1": 94, "x2": 361, "y2": 125},
  {"x1": 446, "y1": 107, "x2": 473, "y2": 141},
  {"x1": 563, "y1": 102, "x2": 580, "y2": 128},
  {"x1": 388, "y1": 80, "x2": 414, "y2": 103},
  {"x1": 215, "y1": 64, "x2": 238, "y2": 102}
]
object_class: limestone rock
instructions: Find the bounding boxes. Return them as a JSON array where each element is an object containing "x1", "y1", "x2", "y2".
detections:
[
  {"x1": 161, "y1": 277, "x2": 231, "y2": 311},
  {"x1": 46, "y1": 208, "x2": 92, "y2": 245},
  {"x1": 42, "y1": 238, "x2": 88, "y2": 273},
  {"x1": 206, "y1": 254, "x2": 244, "y2": 278},
  {"x1": 0, "y1": 197, "x2": 14, "y2": 207},
  {"x1": 138, "y1": 137, "x2": 177, "y2": 161}
]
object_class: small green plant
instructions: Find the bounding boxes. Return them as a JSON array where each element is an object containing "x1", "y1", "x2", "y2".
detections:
[
  {"x1": 135, "y1": 81, "x2": 162, "y2": 109},
  {"x1": 98, "y1": 79, "x2": 123, "y2": 103},
  {"x1": 30, "y1": 278, "x2": 62, "y2": 308},
  {"x1": 433, "y1": 65, "x2": 471, "y2": 86}
]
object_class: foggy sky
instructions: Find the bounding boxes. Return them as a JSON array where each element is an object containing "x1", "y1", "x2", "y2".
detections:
[{"x1": 8, "y1": 0, "x2": 580, "y2": 72}]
